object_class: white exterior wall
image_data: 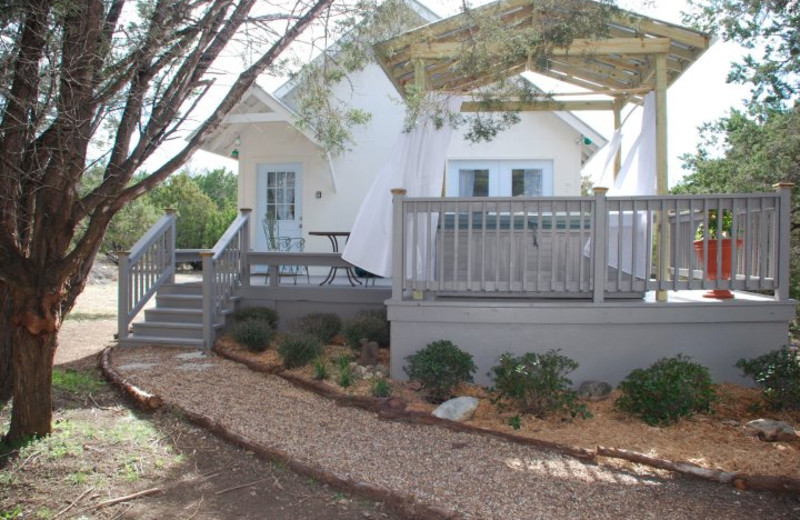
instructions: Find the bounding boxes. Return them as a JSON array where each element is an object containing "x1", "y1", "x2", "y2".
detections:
[
  {"x1": 240, "y1": 63, "x2": 588, "y2": 253},
  {"x1": 446, "y1": 111, "x2": 584, "y2": 196}
]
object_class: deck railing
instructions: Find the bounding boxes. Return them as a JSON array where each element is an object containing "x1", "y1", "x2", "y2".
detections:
[
  {"x1": 391, "y1": 184, "x2": 794, "y2": 302},
  {"x1": 201, "y1": 209, "x2": 251, "y2": 347},
  {"x1": 118, "y1": 209, "x2": 177, "y2": 341}
]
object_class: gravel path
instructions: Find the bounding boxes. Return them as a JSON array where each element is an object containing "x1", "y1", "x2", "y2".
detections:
[{"x1": 111, "y1": 346, "x2": 799, "y2": 520}]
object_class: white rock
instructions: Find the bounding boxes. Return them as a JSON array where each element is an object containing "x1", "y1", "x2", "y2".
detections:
[
  {"x1": 745, "y1": 419, "x2": 798, "y2": 442},
  {"x1": 432, "y1": 396, "x2": 480, "y2": 422}
]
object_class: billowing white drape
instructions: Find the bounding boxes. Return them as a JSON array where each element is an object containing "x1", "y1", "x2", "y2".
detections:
[
  {"x1": 584, "y1": 93, "x2": 657, "y2": 279},
  {"x1": 342, "y1": 98, "x2": 457, "y2": 278}
]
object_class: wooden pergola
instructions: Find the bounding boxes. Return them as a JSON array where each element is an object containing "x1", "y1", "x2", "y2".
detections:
[{"x1": 373, "y1": 0, "x2": 712, "y2": 194}]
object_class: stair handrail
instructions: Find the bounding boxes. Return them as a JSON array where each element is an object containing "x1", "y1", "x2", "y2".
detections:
[
  {"x1": 202, "y1": 208, "x2": 251, "y2": 347},
  {"x1": 118, "y1": 209, "x2": 177, "y2": 342}
]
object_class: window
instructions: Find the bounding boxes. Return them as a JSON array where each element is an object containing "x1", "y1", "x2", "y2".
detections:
[{"x1": 446, "y1": 160, "x2": 553, "y2": 197}]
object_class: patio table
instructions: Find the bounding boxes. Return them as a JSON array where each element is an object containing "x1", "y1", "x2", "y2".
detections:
[{"x1": 308, "y1": 231, "x2": 362, "y2": 286}]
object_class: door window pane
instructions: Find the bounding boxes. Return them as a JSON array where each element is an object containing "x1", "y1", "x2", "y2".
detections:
[
  {"x1": 512, "y1": 168, "x2": 543, "y2": 197},
  {"x1": 459, "y1": 169, "x2": 489, "y2": 197}
]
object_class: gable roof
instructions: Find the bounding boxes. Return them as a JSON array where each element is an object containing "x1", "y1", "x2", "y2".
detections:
[{"x1": 374, "y1": 0, "x2": 712, "y2": 105}]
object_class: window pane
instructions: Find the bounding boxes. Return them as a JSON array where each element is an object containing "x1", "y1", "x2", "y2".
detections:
[
  {"x1": 459, "y1": 169, "x2": 489, "y2": 197},
  {"x1": 512, "y1": 168, "x2": 542, "y2": 197}
]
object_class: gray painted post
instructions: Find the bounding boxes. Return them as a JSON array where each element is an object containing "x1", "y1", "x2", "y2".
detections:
[
  {"x1": 117, "y1": 251, "x2": 130, "y2": 341},
  {"x1": 165, "y1": 209, "x2": 177, "y2": 284},
  {"x1": 592, "y1": 188, "x2": 609, "y2": 303},
  {"x1": 391, "y1": 189, "x2": 407, "y2": 300},
  {"x1": 774, "y1": 183, "x2": 795, "y2": 301},
  {"x1": 201, "y1": 251, "x2": 215, "y2": 348},
  {"x1": 240, "y1": 208, "x2": 252, "y2": 288}
]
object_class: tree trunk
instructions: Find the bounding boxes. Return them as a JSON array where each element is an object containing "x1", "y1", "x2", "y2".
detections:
[
  {"x1": 4, "y1": 289, "x2": 60, "y2": 444},
  {"x1": 0, "y1": 285, "x2": 12, "y2": 404}
]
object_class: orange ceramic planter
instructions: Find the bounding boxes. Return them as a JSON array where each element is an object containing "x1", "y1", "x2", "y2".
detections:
[{"x1": 693, "y1": 238, "x2": 742, "y2": 299}]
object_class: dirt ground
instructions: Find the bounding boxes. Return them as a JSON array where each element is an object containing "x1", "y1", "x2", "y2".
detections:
[{"x1": 1, "y1": 281, "x2": 402, "y2": 520}]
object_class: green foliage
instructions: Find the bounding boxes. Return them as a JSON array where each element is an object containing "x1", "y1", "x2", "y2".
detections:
[
  {"x1": 52, "y1": 369, "x2": 104, "y2": 395},
  {"x1": 230, "y1": 320, "x2": 274, "y2": 353},
  {"x1": 615, "y1": 355, "x2": 715, "y2": 426},
  {"x1": 342, "y1": 309, "x2": 389, "y2": 349},
  {"x1": 736, "y1": 347, "x2": 800, "y2": 411},
  {"x1": 312, "y1": 356, "x2": 329, "y2": 381},
  {"x1": 233, "y1": 307, "x2": 279, "y2": 329},
  {"x1": 490, "y1": 350, "x2": 589, "y2": 419},
  {"x1": 290, "y1": 313, "x2": 342, "y2": 344},
  {"x1": 508, "y1": 415, "x2": 522, "y2": 430},
  {"x1": 149, "y1": 172, "x2": 223, "y2": 250},
  {"x1": 278, "y1": 332, "x2": 323, "y2": 369},
  {"x1": 404, "y1": 340, "x2": 476, "y2": 403},
  {"x1": 370, "y1": 377, "x2": 392, "y2": 398},
  {"x1": 1, "y1": 506, "x2": 22, "y2": 519},
  {"x1": 336, "y1": 354, "x2": 353, "y2": 388}
]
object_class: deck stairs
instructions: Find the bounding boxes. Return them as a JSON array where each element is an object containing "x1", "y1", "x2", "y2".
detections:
[{"x1": 119, "y1": 282, "x2": 237, "y2": 348}]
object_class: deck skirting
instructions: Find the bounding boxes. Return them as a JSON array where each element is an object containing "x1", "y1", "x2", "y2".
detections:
[{"x1": 387, "y1": 292, "x2": 796, "y2": 386}]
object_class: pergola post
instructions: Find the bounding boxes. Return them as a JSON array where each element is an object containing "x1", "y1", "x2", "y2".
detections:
[
  {"x1": 655, "y1": 52, "x2": 670, "y2": 301},
  {"x1": 612, "y1": 97, "x2": 624, "y2": 179}
]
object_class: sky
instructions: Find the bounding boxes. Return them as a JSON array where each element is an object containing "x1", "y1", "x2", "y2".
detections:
[{"x1": 177, "y1": 0, "x2": 752, "y2": 188}]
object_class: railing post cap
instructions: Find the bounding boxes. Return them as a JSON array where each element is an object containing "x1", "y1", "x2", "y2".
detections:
[
  {"x1": 199, "y1": 250, "x2": 214, "y2": 258},
  {"x1": 390, "y1": 188, "x2": 407, "y2": 196},
  {"x1": 593, "y1": 187, "x2": 609, "y2": 194},
  {"x1": 164, "y1": 208, "x2": 177, "y2": 215},
  {"x1": 116, "y1": 250, "x2": 130, "y2": 257},
  {"x1": 240, "y1": 207, "x2": 252, "y2": 213},
  {"x1": 773, "y1": 182, "x2": 795, "y2": 190}
]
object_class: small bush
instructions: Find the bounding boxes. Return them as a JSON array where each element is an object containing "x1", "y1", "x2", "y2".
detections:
[
  {"x1": 277, "y1": 332, "x2": 322, "y2": 369},
  {"x1": 290, "y1": 313, "x2": 341, "y2": 344},
  {"x1": 490, "y1": 350, "x2": 589, "y2": 419},
  {"x1": 404, "y1": 340, "x2": 476, "y2": 403},
  {"x1": 334, "y1": 354, "x2": 353, "y2": 388},
  {"x1": 231, "y1": 319, "x2": 274, "y2": 352},
  {"x1": 312, "y1": 357, "x2": 329, "y2": 380},
  {"x1": 233, "y1": 307, "x2": 279, "y2": 329},
  {"x1": 615, "y1": 355, "x2": 714, "y2": 426},
  {"x1": 736, "y1": 347, "x2": 800, "y2": 411},
  {"x1": 342, "y1": 309, "x2": 389, "y2": 349},
  {"x1": 371, "y1": 377, "x2": 392, "y2": 398}
]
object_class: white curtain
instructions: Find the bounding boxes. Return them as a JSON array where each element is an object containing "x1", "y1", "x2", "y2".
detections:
[
  {"x1": 583, "y1": 93, "x2": 656, "y2": 280},
  {"x1": 342, "y1": 97, "x2": 458, "y2": 278}
]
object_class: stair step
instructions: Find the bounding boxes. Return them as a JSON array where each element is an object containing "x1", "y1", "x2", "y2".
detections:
[
  {"x1": 156, "y1": 294, "x2": 203, "y2": 309},
  {"x1": 119, "y1": 335, "x2": 205, "y2": 348},
  {"x1": 144, "y1": 307, "x2": 203, "y2": 324},
  {"x1": 132, "y1": 321, "x2": 204, "y2": 340}
]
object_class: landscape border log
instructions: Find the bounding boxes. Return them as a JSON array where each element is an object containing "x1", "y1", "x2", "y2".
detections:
[{"x1": 100, "y1": 347, "x2": 163, "y2": 410}]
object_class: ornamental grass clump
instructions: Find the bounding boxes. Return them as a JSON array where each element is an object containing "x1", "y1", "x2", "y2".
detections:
[
  {"x1": 736, "y1": 346, "x2": 800, "y2": 411},
  {"x1": 490, "y1": 350, "x2": 589, "y2": 419},
  {"x1": 290, "y1": 312, "x2": 342, "y2": 344},
  {"x1": 615, "y1": 354, "x2": 715, "y2": 426},
  {"x1": 233, "y1": 306, "x2": 279, "y2": 329},
  {"x1": 230, "y1": 319, "x2": 274, "y2": 352},
  {"x1": 342, "y1": 309, "x2": 389, "y2": 349},
  {"x1": 277, "y1": 332, "x2": 322, "y2": 369},
  {"x1": 404, "y1": 340, "x2": 476, "y2": 403}
]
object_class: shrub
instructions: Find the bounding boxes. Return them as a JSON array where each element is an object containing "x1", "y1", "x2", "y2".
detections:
[
  {"x1": 490, "y1": 350, "x2": 589, "y2": 419},
  {"x1": 342, "y1": 309, "x2": 389, "y2": 349},
  {"x1": 230, "y1": 319, "x2": 274, "y2": 352},
  {"x1": 404, "y1": 340, "x2": 476, "y2": 403},
  {"x1": 277, "y1": 332, "x2": 322, "y2": 369},
  {"x1": 336, "y1": 354, "x2": 353, "y2": 388},
  {"x1": 312, "y1": 356, "x2": 329, "y2": 380},
  {"x1": 371, "y1": 377, "x2": 392, "y2": 398},
  {"x1": 290, "y1": 313, "x2": 341, "y2": 344},
  {"x1": 736, "y1": 347, "x2": 800, "y2": 411},
  {"x1": 233, "y1": 307, "x2": 278, "y2": 329},
  {"x1": 615, "y1": 355, "x2": 715, "y2": 426}
]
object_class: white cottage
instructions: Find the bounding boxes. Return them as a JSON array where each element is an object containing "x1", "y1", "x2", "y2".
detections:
[{"x1": 199, "y1": 2, "x2": 606, "y2": 257}]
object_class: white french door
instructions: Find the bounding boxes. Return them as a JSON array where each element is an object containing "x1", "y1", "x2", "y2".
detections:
[
  {"x1": 256, "y1": 163, "x2": 302, "y2": 250},
  {"x1": 446, "y1": 159, "x2": 553, "y2": 197}
]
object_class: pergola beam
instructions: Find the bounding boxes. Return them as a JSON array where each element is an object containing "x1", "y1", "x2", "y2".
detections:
[
  {"x1": 460, "y1": 99, "x2": 616, "y2": 112},
  {"x1": 409, "y1": 38, "x2": 673, "y2": 61}
]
